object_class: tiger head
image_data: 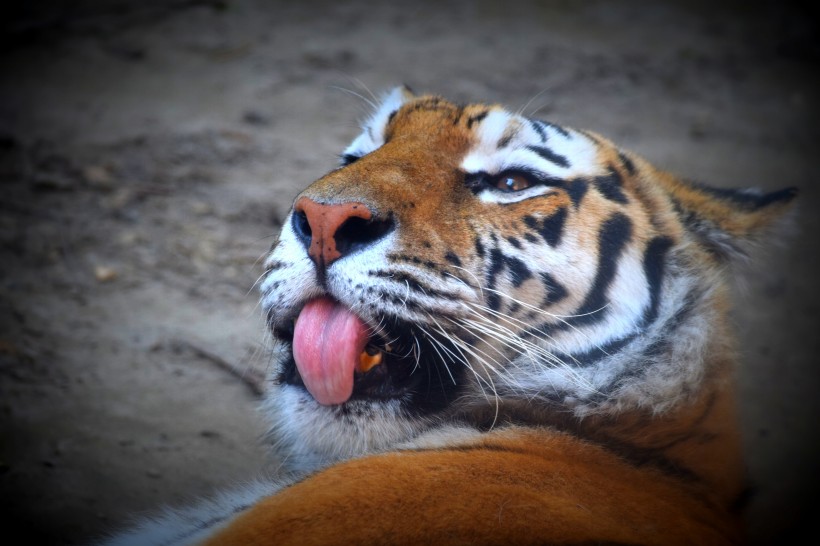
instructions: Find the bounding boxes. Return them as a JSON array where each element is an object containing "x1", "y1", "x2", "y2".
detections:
[{"x1": 259, "y1": 87, "x2": 796, "y2": 472}]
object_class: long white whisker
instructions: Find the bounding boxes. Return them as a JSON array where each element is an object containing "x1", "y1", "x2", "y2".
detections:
[
  {"x1": 329, "y1": 85, "x2": 378, "y2": 111},
  {"x1": 415, "y1": 323, "x2": 458, "y2": 386},
  {"x1": 430, "y1": 323, "x2": 505, "y2": 429},
  {"x1": 466, "y1": 292, "x2": 610, "y2": 360},
  {"x1": 444, "y1": 267, "x2": 484, "y2": 299},
  {"x1": 424, "y1": 316, "x2": 506, "y2": 394},
  {"x1": 458, "y1": 317, "x2": 560, "y2": 369},
  {"x1": 248, "y1": 269, "x2": 272, "y2": 298},
  {"x1": 456, "y1": 301, "x2": 602, "y2": 395},
  {"x1": 516, "y1": 87, "x2": 551, "y2": 118}
]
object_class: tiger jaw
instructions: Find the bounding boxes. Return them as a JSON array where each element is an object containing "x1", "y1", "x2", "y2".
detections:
[{"x1": 271, "y1": 296, "x2": 466, "y2": 412}]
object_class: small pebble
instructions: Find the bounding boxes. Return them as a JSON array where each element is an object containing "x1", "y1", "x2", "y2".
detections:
[{"x1": 94, "y1": 266, "x2": 118, "y2": 283}]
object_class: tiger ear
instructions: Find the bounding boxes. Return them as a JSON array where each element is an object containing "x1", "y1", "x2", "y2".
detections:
[
  {"x1": 371, "y1": 85, "x2": 415, "y2": 118},
  {"x1": 669, "y1": 178, "x2": 798, "y2": 261},
  {"x1": 357, "y1": 85, "x2": 415, "y2": 135},
  {"x1": 393, "y1": 84, "x2": 416, "y2": 102}
]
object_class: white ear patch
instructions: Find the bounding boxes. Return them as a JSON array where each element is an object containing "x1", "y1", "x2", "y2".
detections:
[
  {"x1": 369, "y1": 86, "x2": 413, "y2": 130},
  {"x1": 342, "y1": 86, "x2": 413, "y2": 160}
]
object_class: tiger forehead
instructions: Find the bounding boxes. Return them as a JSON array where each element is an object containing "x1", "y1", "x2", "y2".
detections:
[{"x1": 385, "y1": 97, "x2": 501, "y2": 142}]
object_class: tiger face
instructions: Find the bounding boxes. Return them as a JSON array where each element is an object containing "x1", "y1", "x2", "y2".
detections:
[{"x1": 259, "y1": 87, "x2": 795, "y2": 471}]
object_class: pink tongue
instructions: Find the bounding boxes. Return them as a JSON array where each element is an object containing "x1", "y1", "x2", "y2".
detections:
[{"x1": 292, "y1": 297, "x2": 369, "y2": 406}]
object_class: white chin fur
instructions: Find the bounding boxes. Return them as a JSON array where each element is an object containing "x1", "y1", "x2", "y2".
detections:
[{"x1": 260, "y1": 383, "x2": 431, "y2": 473}]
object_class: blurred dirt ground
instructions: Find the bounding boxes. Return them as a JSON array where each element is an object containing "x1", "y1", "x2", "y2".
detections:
[{"x1": 1, "y1": 1, "x2": 818, "y2": 544}]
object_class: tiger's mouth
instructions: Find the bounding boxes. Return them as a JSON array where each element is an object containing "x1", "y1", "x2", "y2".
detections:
[{"x1": 271, "y1": 296, "x2": 463, "y2": 413}]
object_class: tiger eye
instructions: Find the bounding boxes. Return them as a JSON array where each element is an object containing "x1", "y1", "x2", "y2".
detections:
[{"x1": 496, "y1": 174, "x2": 531, "y2": 192}]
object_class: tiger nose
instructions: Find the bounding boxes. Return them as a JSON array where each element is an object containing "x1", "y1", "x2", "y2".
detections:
[{"x1": 292, "y1": 197, "x2": 394, "y2": 269}]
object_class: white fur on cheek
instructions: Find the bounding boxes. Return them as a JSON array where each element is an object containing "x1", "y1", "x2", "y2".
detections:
[{"x1": 260, "y1": 384, "x2": 430, "y2": 474}]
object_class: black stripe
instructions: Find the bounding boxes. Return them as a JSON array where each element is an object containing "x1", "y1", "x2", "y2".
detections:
[
  {"x1": 562, "y1": 333, "x2": 638, "y2": 368},
  {"x1": 340, "y1": 153, "x2": 361, "y2": 166},
  {"x1": 687, "y1": 180, "x2": 798, "y2": 210},
  {"x1": 518, "y1": 213, "x2": 633, "y2": 345},
  {"x1": 486, "y1": 248, "x2": 506, "y2": 311},
  {"x1": 526, "y1": 145, "x2": 570, "y2": 168},
  {"x1": 437, "y1": 442, "x2": 527, "y2": 455},
  {"x1": 507, "y1": 236, "x2": 521, "y2": 249},
  {"x1": 581, "y1": 291, "x2": 697, "y2": 380},
  {"x1": 558, "y1": 236, "x2": 676, "y2": 369},
  {"x1": 377, "y1": 293, "x2": 468, "y2": 321},
  {"x1": 474, "y1": 237, "x2": 485, "y2": 258},
  {"x1": 618, "y1": 151, "x2": 636, "y2": 175},
  {"x1": 467, "y1": 110, "x2": 489, "y2": 128},
  {"x1": 465, "y1": 404, "x2": 703, "y2": 488},
  {"x1": 376, "y1": 294, "x2": 474, "y2": 326},
  {"x1": 484, "y1": 247, "x2": 535, "y2": 305},
  {"x1": 572, "y1": 213, "x2": 633, "y2": 325},
  {"x1": 383, "y1": 293, "x2": 427, "y2": 313},
  {"x1": 263, "y1": 281, "x2": 282, "y2": 300},
  {"x1": 647, "y1": 393, "x2": 718, "y2": 451},
  {"x1": 523, "y1": 215, "x2": 538, "y2": 230},
  {"x1": 506, "y1": 255, "x2": 533, "y2": 288},
  {"x1": 452, "y1": 105, "x2": 465, "y2": 126},
  {"x1": 540, "y1": 271, "x2": 568, "y2": 305},
  {"x1": 670, "y1": 197, "x2": 730, "y2": 259},
  {"x1": 641, "y1": 291, "x2": 696, "y2": 360},
  {"x1": 559, "y1": 396, "x2": 717, "y2": 485},
  {"x1": 486, "y1": 292, "x2": 501, "y2": 313},
  {"x1": 593, "y1": 169, "x2": 628, "y2": 204},
  {"x1": 535, "y1": 118, "x2": 571, "y2": 138},
  {"x1": 497, "y1": 133, "x2": 514, "y2": 149},
  {"x1": 444, "y1": 251, "x2": 462, "y2": 267},
  {"x1": 411, "y1": 97, "x2": 447, "y2": 113},
  {"x1": 642, "y1": 237, "x2": 674, "y2": 325},
  {"x1": 566, "y1": 180, "x2": 589, "y2": 208},
  {"x1": 599, "y1": 435, "x2": 702, "y2": 484},
  {"x1": 529, "y1": 119, "x2": 548, "y2": 142},
  {"x1": 523, "y1": 210, "x2": 566, "y2": 247},
  {"x1": 386, "y1": 253, "x2": 445, "y2": 274},
  {"x1": 369, "y1": 270, "x2": 460, "y2": 302}
]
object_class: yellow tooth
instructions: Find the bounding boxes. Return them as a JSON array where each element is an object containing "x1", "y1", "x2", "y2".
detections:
[{"x1": 358, "y1": 348, "x2": 383, "y2": 373}]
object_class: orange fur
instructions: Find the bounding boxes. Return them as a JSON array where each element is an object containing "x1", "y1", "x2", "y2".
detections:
[
  {"x1": 205, "y1": 427, "x2": 741, "y2": 545},
  {"x1": 203, "y1": 95, "x2": 783, "y2": 545},
  {"x1": 106, "y1": 92, "x2": 796, "y2": 546}
]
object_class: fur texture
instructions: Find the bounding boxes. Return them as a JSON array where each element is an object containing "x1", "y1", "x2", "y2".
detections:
[{"x1": 101, "y1": 88, "x2": 796, "y2": 545}]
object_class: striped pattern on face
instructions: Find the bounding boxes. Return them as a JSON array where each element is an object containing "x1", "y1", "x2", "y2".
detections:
[{"x1": 258, "y1": 87, "x2": 794, "y2": 468}]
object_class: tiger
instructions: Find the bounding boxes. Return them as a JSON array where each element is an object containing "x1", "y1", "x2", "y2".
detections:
[{"x1": 101, "y1": 87, "x2": 797, "y2": 546}]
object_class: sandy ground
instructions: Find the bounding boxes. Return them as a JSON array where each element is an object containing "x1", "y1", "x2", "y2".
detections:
[{"x1": 1, "y1": 1, "x2": 818, "y2": 544}]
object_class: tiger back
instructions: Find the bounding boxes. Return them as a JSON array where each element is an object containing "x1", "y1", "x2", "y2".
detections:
[{"x1": 102, "y1": 88, "x2": 796, "y2": 546}]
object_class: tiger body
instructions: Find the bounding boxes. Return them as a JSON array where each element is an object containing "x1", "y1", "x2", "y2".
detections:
[{"x1": 103, "y1": 88, "x2": 796, "y2": 546}]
